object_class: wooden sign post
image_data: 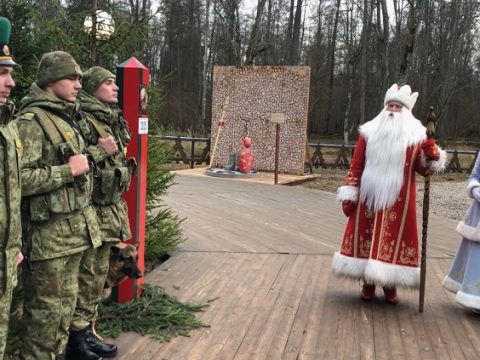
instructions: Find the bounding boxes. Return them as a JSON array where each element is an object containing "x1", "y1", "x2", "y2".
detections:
[{"x1": 271, "y1": 113, "x2": 285, "y2": 184}]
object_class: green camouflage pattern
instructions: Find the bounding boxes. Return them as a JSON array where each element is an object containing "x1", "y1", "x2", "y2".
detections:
[
  {"x1": 15, "y1": 83, "x2": 101, "y2": 359},
  {"x1": 16, "y1": 83, "x2": 101, "y2": 260},
  {"x1": 0, "y1": 287, "x2": 14, "y2": 359},
  {"x1": 21, "y1": 252, "x2": 83, "y2": 359},
  {"x1": 81, "y1": 66, "x2": 114, "y2": 95},
  {"x1": 71, "y1": 90, "x2": 133, "y2": 333},
  {"x1": 71, "y1": 242, "x2": 111, "y2": 331},
  {"x1": 79, "y1": 89, "x2": 132, "y2": 243},
  {"x1": 36, "y1": 51, "x2": 82, "y2": 88},
  {"x1": 0, "y1": 101, "x2": 22, "y2": 359}
]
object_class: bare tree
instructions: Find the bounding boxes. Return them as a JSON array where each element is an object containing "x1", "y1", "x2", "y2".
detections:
[
  {"x1": 245, "y1": 0, "x2": 268, "y2": 64},
  {"x1": 324, "y1": 0, "x2": 341, "y2": 134}
]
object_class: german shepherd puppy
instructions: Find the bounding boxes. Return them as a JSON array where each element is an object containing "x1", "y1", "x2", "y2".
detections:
[{"x1": 103, "y1": 242, "x2": 143, "y2": 299}]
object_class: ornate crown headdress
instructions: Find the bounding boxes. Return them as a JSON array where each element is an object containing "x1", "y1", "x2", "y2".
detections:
[{"x1": 384, "y1": 83, "x2": 418, "y2": 110}]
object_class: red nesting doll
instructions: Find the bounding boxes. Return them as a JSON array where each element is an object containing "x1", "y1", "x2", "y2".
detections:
[{"x1": 239, "y1": 137, "x2": 254, "y2": 173}]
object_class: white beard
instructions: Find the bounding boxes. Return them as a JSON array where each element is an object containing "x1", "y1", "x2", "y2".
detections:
[{"x1": 359, "y1": 108, "x2": 426, "y2": 211}]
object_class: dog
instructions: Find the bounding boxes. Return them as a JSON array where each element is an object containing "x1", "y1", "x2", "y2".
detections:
[{"x1": 103, "y1": 242, "x2": 143, "y2": 299}]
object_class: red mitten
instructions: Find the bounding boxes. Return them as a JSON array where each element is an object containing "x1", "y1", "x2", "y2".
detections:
[
  {"x1": 342, "y1": 201, "x2": 356, "y2": 217},
  {"x1": 421, "y1": 139, "x2": 440, "y2": 161}
]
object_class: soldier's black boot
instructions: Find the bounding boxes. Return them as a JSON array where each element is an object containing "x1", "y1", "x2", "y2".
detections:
[
  {"x1": 66, "y1": 330, "x2": 103, "y2": 360},
  {"x1": 83, "y1": 324, "x2": 118, "y2": 358}
]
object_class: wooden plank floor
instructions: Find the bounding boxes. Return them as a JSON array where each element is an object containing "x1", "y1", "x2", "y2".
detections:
[{"x1": 110, "y1": 171, "x2": 479, "y2": 360}]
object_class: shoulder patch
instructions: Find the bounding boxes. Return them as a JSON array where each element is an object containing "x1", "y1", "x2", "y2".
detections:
[{"x1": 19, "y1": 112, "x2": 35, "y2": 120}]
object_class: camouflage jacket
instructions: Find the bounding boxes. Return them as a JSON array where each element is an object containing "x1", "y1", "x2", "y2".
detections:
[
  {"x1": 78, "y1": 90, "x2": 132, "y2": 243},
  {"x1": 15, "y1": 83, "x2": 101, "y2": 261},
  {"x1": 0, "y1": 101, "x2": 22, "y2": 293}
]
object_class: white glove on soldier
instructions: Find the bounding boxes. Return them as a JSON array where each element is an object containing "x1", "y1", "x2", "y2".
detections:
[{"x1": 472, "y1": 187, "x2": 480, "y2": 202}]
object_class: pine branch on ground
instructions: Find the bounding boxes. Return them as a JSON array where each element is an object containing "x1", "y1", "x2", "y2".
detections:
[{"x1": 96, "y1": 284, "x2": 209, "y2": 341}]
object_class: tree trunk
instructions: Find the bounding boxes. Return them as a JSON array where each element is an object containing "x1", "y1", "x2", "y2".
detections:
[
  {"x1": 359, "y1": 0, "x2": 372, "y2": 125},
  {"x1": 398, "y1": 0, "x2": 419, "y2": 83},
  {"x1": 245, "y1": 0, "x2": 268, "y2": 65},
  {"x1": 380, "y1": 0, "x2": 390, "y2": 90},
  {"x1": 324, "y1": 0, "x2": 341, "y2": 134},
  {"x1": 286, "y1": 0, "x2": 295, "y2": 64},
  {"x1": 201, "y1": 0, "x2": 211, "y2": 127},
  {"x1": 289, "y1": 0, "x2": 303, "y2": 65}
]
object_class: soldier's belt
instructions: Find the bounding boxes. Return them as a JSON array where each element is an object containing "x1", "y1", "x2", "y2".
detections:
[{"x1": 31, "y1": 204, "x2": 93, "y2": 223}]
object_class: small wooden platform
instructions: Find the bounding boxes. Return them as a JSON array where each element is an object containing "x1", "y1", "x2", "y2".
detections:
[
  {"x1": 111, "y1": 173, "x2": 479, "y2": 360},
  {"x1": 174, "y1": 166, "x2": 319, "y2": 186}
]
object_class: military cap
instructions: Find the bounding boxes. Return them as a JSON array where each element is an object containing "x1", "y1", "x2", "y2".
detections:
[
  {"x1": 0, "y1": 17, "x2": 16, "y2": 66},
  {"x1": 36, "y1": 51, "x2": 82, "y2": 88},
  {"x1": 82, "y1": 66, "x2": 115, "y2": 95}
]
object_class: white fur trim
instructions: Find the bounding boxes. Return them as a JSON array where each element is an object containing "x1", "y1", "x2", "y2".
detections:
[
  {"x1": 364, "y1": 259, "x2": 420, "y2": 288},
  {"x1": 456, "y1": 290, "x2": 480, "y2": 310},
  {"x1": 456, "y1": 222, "x2": 480, "y2": 242},
  {"x1": 419, "y1": 146, "x2": 447, "y2": 173},
  {"x1": 336, "y1": 185, "x2": 359, "y2": 203},
  {"x1": 467, "y1": 180, "x2": 480, "y2": 198},
  {"x1": 442, "y1": 276, "x2": 461, "y2": 293},
  {"x1": 429, "y1": 147, "x2": 447, "y2": 173},
  {"x1": 384, "y1": 84, "x2": 419, "y2": 110},
  {"x1": 331, "y1": 251, "x2": 368, "y2": 279}
]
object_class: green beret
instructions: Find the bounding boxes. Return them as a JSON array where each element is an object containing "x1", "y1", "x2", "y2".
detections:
[
  {"x1": 36, "y1": 51, "x2": 82, "y2": 88},
  {"x1": 82, "y1": 66, "x2": 115, "y2": 95},
  {"x1": 0, "y1": 17, "x2": 16, "y2": 66}
]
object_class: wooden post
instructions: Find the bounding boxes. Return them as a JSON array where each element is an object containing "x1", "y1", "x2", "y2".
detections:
[
  {"x1": 305, "y1": 135, "x2": 313, "y2": 174},
  {"x1": 114, "y1": 57, "x2": 149, "y2": 302},
  {"x1": 274, "y1": 123, "x2": 280, "y2": 184},
  {"x1": 190, "y1": 139, "x2": 195, "y2": 169},
  {"x1": 270, "y1": 113, "x2": 285, "y2": 184}
]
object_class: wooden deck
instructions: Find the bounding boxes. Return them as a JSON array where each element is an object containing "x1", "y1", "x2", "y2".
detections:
[{"x1": 111, "y1": 170, "x2": 480, "y2": 360}]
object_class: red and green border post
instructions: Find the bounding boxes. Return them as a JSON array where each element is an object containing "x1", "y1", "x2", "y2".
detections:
[{"x1": 114, "y1": 57, "x2": 149, "y2": 302}]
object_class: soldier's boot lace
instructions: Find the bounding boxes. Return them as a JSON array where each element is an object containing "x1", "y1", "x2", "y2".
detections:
[
  {"x1": 84, "y1": 324, "x2": 118, "y2": 358},
  {"x1": 66, "y1": 330, "x2": 104, "y2": 360}
]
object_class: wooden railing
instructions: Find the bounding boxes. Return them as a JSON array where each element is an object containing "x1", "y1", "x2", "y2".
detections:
[
  {"x1": 156, "y1": 136, "x2": 479, "y2": 174},
  {"x1": 443, "y1": 149, "x2": 478, "y2": 173},
  {"x1": 308, "y1": 143, "x2": 354, "y2": 170},
  {"x1": 158, "y1": 135, "x2": 210, "y2": 168}
]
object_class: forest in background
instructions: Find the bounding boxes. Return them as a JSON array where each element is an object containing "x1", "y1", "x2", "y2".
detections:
[{"x1": 2, "y1": 0, "x2": 480, "y2": 142}]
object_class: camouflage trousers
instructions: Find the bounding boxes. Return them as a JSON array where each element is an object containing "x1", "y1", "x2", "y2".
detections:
[
  {"x1": 0, "y1": 286, "x2": 14, "y2": 360},
  {"x1": 71, "y1": 242, "x2": 112, "y2": 331},
  {"x1": 20, "y1": 252, "x2": 83, "y2": 360}
]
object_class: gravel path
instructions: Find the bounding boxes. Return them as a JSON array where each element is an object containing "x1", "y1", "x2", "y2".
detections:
[
  {"x1": 302, "y1": 170, "x2": 471, "y2": 221},
  {"x1": 416, "y1": 180, "x2": 470, "y2": 221}
]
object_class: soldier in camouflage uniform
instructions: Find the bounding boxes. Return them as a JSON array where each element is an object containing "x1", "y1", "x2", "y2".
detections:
[
  {"x1": 0, "y1": 17, "x2": 23, "y2": 360},
  {"x1": 66, "y1": 66, "x2": 134, "y2": 359},
  {"x1": 15, "y1": 51, "x2": 103, "y2": 360}
]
